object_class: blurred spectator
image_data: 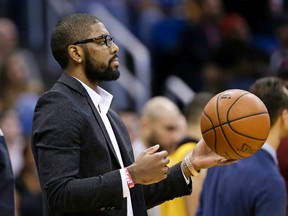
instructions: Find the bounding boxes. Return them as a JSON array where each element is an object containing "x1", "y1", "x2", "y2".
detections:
[
  {"x1": 136, "y1": 0, "x2": 182, "y2": 47},
  {"x1": 119, "y1": 109, "x2": 140, "y2": 145},
  {"x1": 277, "y1": 137, "x2": 288, "y2": 214},
  {"x1": 137, "y1": 0, "x2": 187, "y2": 95},
  {"x1": 222, "y1": 0, "x2": 274, "y2": 36},
  {"x1": 208, "y1": 13, "x2": 269, "y2": 91},
  {"x1": 0, "y1": 18, "x2": 18, "y2": 68},
  {"x1": 166, "y1": 0, "x2": 224, "y2": 94},
  {"x1": 15, "y1": 142, "x2": 42, "y2": 216},
  {"x1": 133, "y1": 96, "x2": 186, "y2": 216},
  {"x1": 0, "y1": 110, "x2": 25, "y2": 177},
  {"x1": 0, "y1": 127, "x2": 15, "y2": 216},
  {"x1": 160, "y1": 92, "x2": 213, "y2": 216},
  {"x1": 270, "y1": 15, "x2": 288, "y2": 75},
  {"x1": 0, "y1": 51, "x2": 43, "y2": 110},
  {"x1": 0, "y1": 50, "x2": 44, "y2": 137},
  {"x1": 277, "y1": 57, "x2": 288, "y2": 79},
  {"x1": 201, "y1": 62, "x2": 227, "y2": 94},
  {"x1": 220, "y1": 13, "x2": 251, "y2": 41},
  {"x1": 74, "y1": 0, "x2": 131, "y2": 31},
  {"x1": 277, "y1": 75, "x2": 288, "y2": 215},
  {"x1": 133, "y1": 96, "x2": 185, "y2": 157}
]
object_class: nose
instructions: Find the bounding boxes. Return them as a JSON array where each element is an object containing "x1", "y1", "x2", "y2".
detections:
[
  {"x1": 110, "y1": 41, "x2": 119, "y2": 54},
  {"x1": 171, "y1": 131, "x2": 182, "y2": 143}
]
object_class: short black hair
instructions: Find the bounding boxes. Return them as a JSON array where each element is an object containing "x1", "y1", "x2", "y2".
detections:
[
  {"x1": 249, "y1": 76, "x2": 288, "y2": 126},
  {"x1": 50, "y1": 13, "x2": 101, "y2": 69},
  {"x1": 183, "y1": 92, "x2": 214, "y2": 125}
]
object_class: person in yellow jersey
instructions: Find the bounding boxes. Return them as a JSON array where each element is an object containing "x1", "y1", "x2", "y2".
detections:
[
  {"x1": 132, "y1": 96, "x2": 186, "y2": 216},
  {"x1": 160, "y1": 92, "x2": 214, "y2": 216}
]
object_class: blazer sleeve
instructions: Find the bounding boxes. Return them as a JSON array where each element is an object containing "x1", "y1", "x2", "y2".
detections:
[
  {"x1": 143, "y1": 162, "x2": 192, "y2": 209},
  {"x1": 32, "y1": 91, "x2": 124, "y2": 213},
  {"x1": 0, "y1": 131, "x2": 15, "y2": 216}
]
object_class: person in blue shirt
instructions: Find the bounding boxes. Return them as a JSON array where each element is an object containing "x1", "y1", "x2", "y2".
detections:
[
  {"x1": 197, "y1": 76, "x2": 287, "y2": 216},
  {"x1": 0, "y1": 128, "x2": 15, "y2": 216}
]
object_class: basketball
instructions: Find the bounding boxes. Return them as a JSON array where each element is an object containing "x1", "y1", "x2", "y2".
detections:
[{"x1": 200, "y1": 89, "x2": 270, "y2": 159}]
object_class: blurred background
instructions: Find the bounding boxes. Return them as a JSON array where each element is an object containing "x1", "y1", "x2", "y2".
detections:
[
  {"x1": 1, "y1": 0, "x2": 288, "y2": 215},
  {"x1": 2, "y1": 0, "x2": 288, "y2": 112}
]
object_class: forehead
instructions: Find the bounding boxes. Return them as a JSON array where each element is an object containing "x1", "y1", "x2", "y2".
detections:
[
  {"x1": 89, "y1": 22, "x2": 109, "y2": 37},
  {"x1": 155, "y1": 112, "x2": 181, "y2": 127}
]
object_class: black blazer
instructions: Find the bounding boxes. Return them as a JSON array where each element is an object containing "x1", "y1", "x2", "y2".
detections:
[
  {"x1": 0, "y1": 131, "x2": 15, "y2": 216},
  {"x1": 32, "y1": 73, "x2": 191, "y2": 216}
]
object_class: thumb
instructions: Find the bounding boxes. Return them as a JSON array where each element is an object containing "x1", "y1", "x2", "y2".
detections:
[
  {"x1": 146, "y1": 144, "x2": 160, "y2": 154},
  {"x1": 220, "y1": 158, "x2": 238, "y2": 165}
]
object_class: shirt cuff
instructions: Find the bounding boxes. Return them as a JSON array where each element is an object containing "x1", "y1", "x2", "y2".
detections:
[{"x1": 120, "y1": 168, "x2": 129, "y2": 198}]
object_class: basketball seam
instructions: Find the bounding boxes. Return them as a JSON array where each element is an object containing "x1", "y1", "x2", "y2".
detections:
[
  {"x1": 227, "y1": 113, "x2": 269, "y2": 140},
  {"x1": 202, "y1": 112, "x2": 268, "y2": 141},
  {"x1": 215, "y1": 93, "x2": 222, "y2": 156},
  {"x1": 216, "y1": 92, "x2": 249, "y2": 158},
  {"x1": 202, "y1": 111, "x2": 217, "y2": 152}
]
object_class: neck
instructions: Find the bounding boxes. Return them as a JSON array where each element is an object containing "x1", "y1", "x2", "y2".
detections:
[
  {"x1": 265, "y1": 125, "x2": 281, "y2": 151},
  {"x1": 66, "y1": 69, "x2": 99, "y2": 90}
]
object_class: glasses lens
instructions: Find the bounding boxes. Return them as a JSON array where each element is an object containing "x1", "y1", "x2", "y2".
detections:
[{"x1": 105, "y1": 35, "x2": 113, "y2": 47}]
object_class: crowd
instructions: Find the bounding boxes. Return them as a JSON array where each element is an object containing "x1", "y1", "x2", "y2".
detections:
[{"x1": 0, "y1": 0, "x2": 288, "y2": 216}]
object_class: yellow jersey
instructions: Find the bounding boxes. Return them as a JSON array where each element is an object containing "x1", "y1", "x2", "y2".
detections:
[{"x1": 160, "y1": 139, "x2": 197, "y2": 216}]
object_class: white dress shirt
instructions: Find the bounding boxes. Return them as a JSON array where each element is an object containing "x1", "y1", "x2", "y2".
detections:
[
  {"x1": 75, "y1": 78, "x2": 133, "y2": 216},
  {"x1": 262, "y1": 143, "x2": 278, "y2": 165}
]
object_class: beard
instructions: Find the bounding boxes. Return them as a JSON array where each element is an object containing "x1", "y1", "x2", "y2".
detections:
[
  {"x1": 147, "y1": 132, "x2": 161, "y2": 149},
  {"x1": 147, "y1": 130, "x2": 175, "y2": 154},
  {"x1": 83, "y1": 48, "x2": 120, "y2": 82},
  {"x1": 147, "y1": 134, "x2": 166, "y2": 152}
]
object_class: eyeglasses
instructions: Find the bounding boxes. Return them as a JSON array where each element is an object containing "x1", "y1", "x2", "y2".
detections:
[{"x1": 73, "y1": 35, "x2": 114, "y2": 47}]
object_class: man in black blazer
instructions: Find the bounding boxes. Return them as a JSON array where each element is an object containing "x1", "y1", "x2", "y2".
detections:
[
  {"x1": 31, "y1": 13, "x2": 234, "y2": 216},
  {"x1": 0, "y1": 128, "x2": 15, "y2": 216}
]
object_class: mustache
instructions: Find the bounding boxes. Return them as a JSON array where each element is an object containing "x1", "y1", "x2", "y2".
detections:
[{"x1": 109, "y1": 55, "x2": 118, "y2": 64}]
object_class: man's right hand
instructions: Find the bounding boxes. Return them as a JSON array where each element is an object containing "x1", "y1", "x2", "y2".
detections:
[{"x1": 126, "y1": 144, "x2": 170, "y2": 185}]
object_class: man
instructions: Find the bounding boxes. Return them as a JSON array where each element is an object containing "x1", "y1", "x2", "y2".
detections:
[
  {"x1": 197, "y1": 77, "x2": 287, "y2": 216},
  {"x1": 160, "y1": 92, "x2": 213, "y2": 216},
  {"x1": 0, "y1": 128, "x2": 15, "y2": 216},
  {"x1": 133, "y1": 96, "x2": 185, "y2": 158},
  {"x1": 132, "y1": 96, "x2": 186, "y2": 216},
  {"x1": 31, "y1": 13, "x2": 233, "y2": 216}
]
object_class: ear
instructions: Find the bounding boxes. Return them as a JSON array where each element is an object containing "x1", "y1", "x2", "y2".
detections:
[
  {"x1": 67, "y1": 45, "x2": 84, "y2": 64},
  {"x1": 140, "y1": 117, "x2": 152, "y2": 136},
  {"x1": 281, "y1": 109, "x2": 288, "y2": 129}
]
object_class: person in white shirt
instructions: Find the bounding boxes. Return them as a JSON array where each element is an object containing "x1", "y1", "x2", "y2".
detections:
[{"x1": 31, "y1": 13, "x2": 235, "y2": 216}]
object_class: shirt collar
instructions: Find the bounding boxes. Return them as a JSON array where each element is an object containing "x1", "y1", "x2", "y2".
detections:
[
  {"x1": 261, "y1": 143, "x2": 278, "y2": 164},
  {"x1": 73, "y1": 77, "x2": 113, "y2": 114}
]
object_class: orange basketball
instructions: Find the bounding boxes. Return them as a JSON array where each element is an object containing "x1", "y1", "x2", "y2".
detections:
[{"x1": 200, "y1": 89, "x2": 270, "y2": 159}]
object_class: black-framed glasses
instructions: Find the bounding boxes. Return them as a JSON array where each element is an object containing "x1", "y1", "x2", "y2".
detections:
[{"x1": 73, "y1": 35, "x2": 114, "y2": 47}]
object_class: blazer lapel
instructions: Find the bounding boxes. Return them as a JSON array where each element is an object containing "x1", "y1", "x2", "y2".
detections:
[
  {"x1": 87, "y1": 98, "x2": 122, "y2": 166},
  {"x1": 107, "y1": 112, "x2": 134, "y2": 166},
  {"x1": 57, "y1": 73, "x2": 121, "y2": 167}
]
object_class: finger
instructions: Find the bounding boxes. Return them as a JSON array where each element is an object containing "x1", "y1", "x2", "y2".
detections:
[
  {"x1": 156, "y1": 150, "x2": 169, "y2": 158},
  {"x1": 162, "y1": 157, "x2": 170, "y2": 165},
  {"x1": 164, "y1": 165, "x2": 170, "y2": 174},
  {"x1": 146, "y1": 144, "x2": 160, "y2": 154},
  {"x1": 220, "y1": 159, "x2": 238, "y2": 165}
]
